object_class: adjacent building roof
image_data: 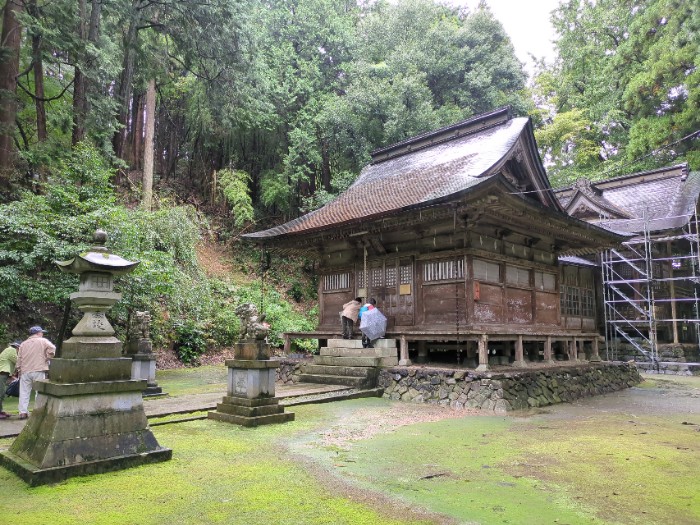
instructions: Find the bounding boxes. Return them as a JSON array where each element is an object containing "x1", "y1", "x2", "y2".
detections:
[
  {"x1": 555, "y1": 164, "x2": 700, "y2": 234},
  {"x1": 245, "y1": 107, "x2": 561, "y2": 241}
]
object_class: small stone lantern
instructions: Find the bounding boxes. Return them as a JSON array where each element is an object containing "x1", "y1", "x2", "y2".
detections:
[{"x1": 0, "y1": 230, "x2": 171, "y2": 486}]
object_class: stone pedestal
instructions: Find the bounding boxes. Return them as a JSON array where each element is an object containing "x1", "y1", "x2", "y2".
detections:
[
  {"x1": 0, "y1": 328, "x2": 171, "y2": 486},
  {"x1": 129, "y1": 338, "x2": 163, "y2": 396},
  {"x1": 0, "y1": 233, "x2": 171, "y2": 486},
  {"x1": 208, "y1": 341, "x2": 294, "y2": 427}
]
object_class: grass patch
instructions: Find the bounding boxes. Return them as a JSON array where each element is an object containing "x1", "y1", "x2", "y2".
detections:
[
  {"x1": 154, "y1": 366, "x2": 227, "y2": 397},
  {"x1": 0, "y1": 410, "x2": 428, "y2": 525}
]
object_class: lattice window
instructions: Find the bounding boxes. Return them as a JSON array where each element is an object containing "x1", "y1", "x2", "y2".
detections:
[
  {"x1": 385, "y1": 267, "x2": 397, "y2": 287},
  {"x1": 473, "y1": 259, "x2": 500, "y2": 283},
  {"x1": 561, "y1": 285, "x2": 581, "y2": 316},
  {"x1": 323, "y1": 272, "x2": 350, "y2": 291},
  {"x1": 400, "y1": 265, "x2": 412, "y2": 284},
  {"x1": 534, "y1": 271, "x2": 556, "y2": 291},
  {"x1": 357, "y1": 271, "x2": 365, "y2": 289},
  {"x1": 581, "y1": 288, "x2": 595, "y2": 317},
  {"x1": 423, "y1": 259, "x2": 464, "y2": 282},
  {"x1": 371, "y1": 267, "x2": 382, "y2": 287},
  {"x1": 506, "y1": 265, "x2": 530, "y2": 287},
  {"x1": 615, "y1": 263, "x2": 634, "y2": 280}
]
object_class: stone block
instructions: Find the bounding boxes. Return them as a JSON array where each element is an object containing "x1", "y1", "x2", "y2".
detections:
[
  {"x1": 60, "y1": 337, "x2": 123, "y2": 359},
  {"x1": 233, "y1": 342, "x2": 270, "y2": 360},
  {"x1": 207, "y1": 411, "x2": 294, "y2": 427},
  {"x1": 228, "y1": 367, "x2": 277, "y2": 399},
  {"x1": 50, "y1": 358, "x2": 132, "y2": 383}
]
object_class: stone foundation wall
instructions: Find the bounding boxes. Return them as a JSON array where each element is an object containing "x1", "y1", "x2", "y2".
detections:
[
  {"x1": 378, "y1": 363, "x2": 642, "y2": 412},
  {"x1": 275, "y1": 359, "x2": 304, "y2": 384},
  {"x1": 614, "y1": 342, "x2": 700, "y2": 364},
  {"x1": 636, "y1": 362, "x2": 700, "y2": 376}
]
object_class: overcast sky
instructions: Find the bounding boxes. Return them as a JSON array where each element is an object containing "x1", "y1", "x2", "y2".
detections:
[{"x1": 458, "y1": 0, "x2": 563, "y2": 77}]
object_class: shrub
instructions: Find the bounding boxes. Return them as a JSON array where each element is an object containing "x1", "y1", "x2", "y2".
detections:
[{"x1": 172, "y1": 320, "x2": 207, "y2": 365}]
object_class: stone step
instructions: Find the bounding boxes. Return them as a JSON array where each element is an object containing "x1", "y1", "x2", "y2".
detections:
[
  {"x1": 208, "y1": 411, "x2": 294, "y2": 428},
  {"x1": 313, "y1": 356, "x2": 381, "y2": 367},
  {"x1": 303, "y1": 364, "x2": 376, "y2": 377},
  {"x1": 327, "y1": 338, "x2": 397, "y2": 349},
  {"x1": 321, "y1": 347, "x2": 397, "y2": 358},
  {"x1": 297, "y1": 374, "x2": 371, "y2": 388},
  {"x1": 283, "y1": 387, "x2": 384, "y2": 406}
]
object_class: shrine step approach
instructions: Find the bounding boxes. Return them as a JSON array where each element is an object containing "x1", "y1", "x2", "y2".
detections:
[{"x1": 298, "y1": 339, "x2": 398, "y2": 389}]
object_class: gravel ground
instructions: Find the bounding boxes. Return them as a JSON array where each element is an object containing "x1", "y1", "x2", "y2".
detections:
[{"x1": 317, "y1": 402, "x2": 483, "y2": 450}]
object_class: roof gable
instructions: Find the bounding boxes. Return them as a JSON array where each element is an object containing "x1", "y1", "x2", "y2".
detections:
[
  {"x1": 555, "y1": 164, "x2": 700, "y2": 234},
  {"x1": 565, "y1": 179, "x2": 633, "y2": 220}
]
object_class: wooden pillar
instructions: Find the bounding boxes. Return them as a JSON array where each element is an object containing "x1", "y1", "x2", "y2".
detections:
[
  {"x1": 590, "y1": 337, "x2": 601, "y2": 362},
  {"x1": 513, "y1": 335, "x2": 527, "y2": 367},
  {"x1": 569, "y1": 338, "x2": 578, "y2": 361},
  {"x1": 416, "y1": 340, "x2": 428, "y2": 364},
  {"x1": 578, "y1": 339, "x2": 587, "y2": 361},
  {"x1": 476, "y1": 334, "x2": 489, "y2": 371},
  {"x1": 399, "y1": 335, "x2": 411, "y2": 366},
  {"x1": 544, "y1": 336, "x2": 554, "y2": 364}
]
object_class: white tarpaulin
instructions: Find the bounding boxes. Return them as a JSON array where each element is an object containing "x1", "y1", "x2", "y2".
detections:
[{"x1": 359, "y1": 308, "x2": 387, "y2": 341}]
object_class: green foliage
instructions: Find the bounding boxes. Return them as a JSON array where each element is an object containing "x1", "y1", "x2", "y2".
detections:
[
  {"x1": 0, "y1": 142, "x2": 318, "y2": 359},
  {"x1": 535, "y1": 0, "x2": 700, "y2": 181},
  {"x1": 218, "y1": 168, "x2": 254, "y2": 227},
  {"x1": 172, "y1": 320, "x2": 207, "y2": 365}
]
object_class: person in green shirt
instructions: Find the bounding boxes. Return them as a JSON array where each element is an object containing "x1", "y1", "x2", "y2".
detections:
[{"x1": 0, "y1": 341, "x2": 19, "y2": 419}]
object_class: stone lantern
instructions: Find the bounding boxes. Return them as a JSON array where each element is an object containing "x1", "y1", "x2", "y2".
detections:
[{"x1": 0, "y1": 230, "x2": 171, "y2": 486}]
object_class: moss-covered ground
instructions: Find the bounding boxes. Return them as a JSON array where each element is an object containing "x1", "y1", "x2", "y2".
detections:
[{"x1": 0, "y1": 373, "x2": 697, "y2": 524}]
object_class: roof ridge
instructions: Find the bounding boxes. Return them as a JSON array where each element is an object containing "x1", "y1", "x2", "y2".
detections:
[
  {"x1": 370, "y1": 106, "x2": 513, "y2": 164},
  {"x1": 553, "y1": 163, "x2": 689, "y2": 193}
]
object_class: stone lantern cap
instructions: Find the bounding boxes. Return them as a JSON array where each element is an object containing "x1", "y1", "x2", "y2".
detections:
[{"x1": 55, "y1": 230, "x2": 139, "y2": 276}]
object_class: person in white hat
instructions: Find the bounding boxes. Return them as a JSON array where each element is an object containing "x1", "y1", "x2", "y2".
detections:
[{"x1": 17, "y1": 326, "x2": 55, "y2": 420}]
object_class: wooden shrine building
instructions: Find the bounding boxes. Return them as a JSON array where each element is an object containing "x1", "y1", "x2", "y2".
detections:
[
  {"x1": 555, "y1": 164, "x2": 700, "y2": 360},
  {"x1": 244, "y1": 107, "x2": 626, "y2": 368}
]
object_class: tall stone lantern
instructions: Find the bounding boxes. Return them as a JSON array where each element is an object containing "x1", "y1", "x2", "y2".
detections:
[{"x1": 0, "y1": 230, "x2": 172, "y2": 486}]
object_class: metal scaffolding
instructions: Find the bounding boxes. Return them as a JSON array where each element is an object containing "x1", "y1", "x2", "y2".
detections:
[{"x1": 601, "y1": 213, "x2": 700, "y2": 362}]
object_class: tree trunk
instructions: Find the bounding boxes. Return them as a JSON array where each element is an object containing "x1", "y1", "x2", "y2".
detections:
[
  {"x1": 131, "y1": 92, "x2": 144, "y2": 170},
  {"x1": 319, "y1": 133, "x2": 331, "y2": 192},
  {"x1": 28, "y1": 0, "x2": 46, "y2": 142},
  {"x1": 71, "y1": 0, "x2": 87, "y2": 145},
  {"x1": 0, "y1": 0, "x2": 23, "y2": 178},
  {"x1": 72, "y1": 0, "x2": 101, "y2": 146},
  {"x1": 113, "y1": 1, "x2": 142, "y2": 160},
  {"x1": 142, "y1": 78, "x2": 156, "y2": 211}
]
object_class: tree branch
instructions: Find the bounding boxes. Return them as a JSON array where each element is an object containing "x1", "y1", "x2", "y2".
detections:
[{"x1": 16, "y1": 78, "x2": 75, "y2": 102}]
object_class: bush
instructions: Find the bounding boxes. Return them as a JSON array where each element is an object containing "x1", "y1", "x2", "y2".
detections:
[
  {"x1": 172, "y1": 320, "x2": 207, "y2": 365},
  {"x1": 0, "y1": 142, "x2": 319, "y2": 361}
]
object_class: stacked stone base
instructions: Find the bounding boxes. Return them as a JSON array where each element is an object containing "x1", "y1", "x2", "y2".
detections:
[
  {"x1": 208, "y1": 347, "x2": 294, "y2": 427},
  {"x1": 0, "y1": 380, "x2": 172, "y2": 486},
  {"x1": 208, "y1": 396, "x2": 294, "y2": 427}
]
